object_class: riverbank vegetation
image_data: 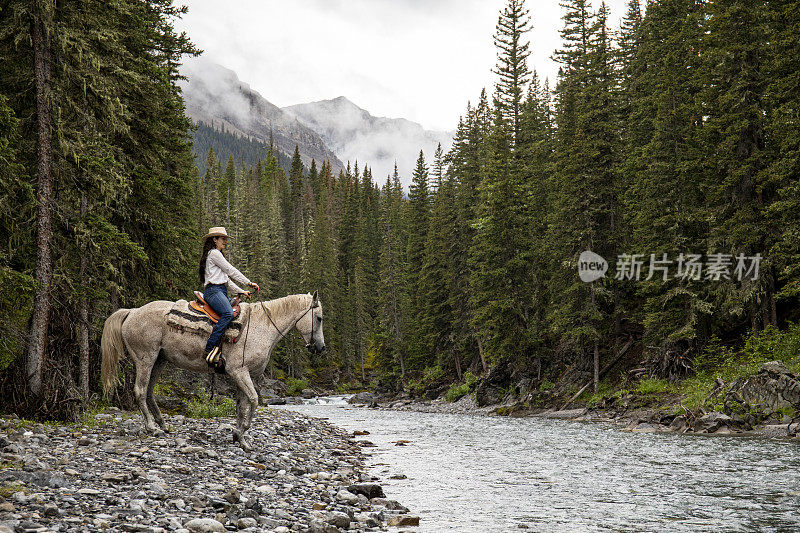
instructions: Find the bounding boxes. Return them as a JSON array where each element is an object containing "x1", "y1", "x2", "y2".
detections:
[{"x1": 1, "y1": 0, "x2": 799, "y2": 420}]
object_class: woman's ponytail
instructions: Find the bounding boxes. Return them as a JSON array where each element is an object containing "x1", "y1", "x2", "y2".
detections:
[{"x1": 198, "y1": 237, "x2": 216, "y2": 285}]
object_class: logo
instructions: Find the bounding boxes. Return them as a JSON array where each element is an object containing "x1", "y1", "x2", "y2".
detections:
[{"x1": 578, "y1": 251, "x2": 608, "y2": 282}]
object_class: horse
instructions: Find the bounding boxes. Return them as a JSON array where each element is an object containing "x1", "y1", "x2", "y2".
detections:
[{"x1": 101, "y1": 291, "x2": 325, "y2": 450}]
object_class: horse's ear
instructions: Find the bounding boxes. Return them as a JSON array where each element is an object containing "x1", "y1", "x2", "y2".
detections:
[{"x1": 311, "y1": 290, "x2": 319, "y2": 308}]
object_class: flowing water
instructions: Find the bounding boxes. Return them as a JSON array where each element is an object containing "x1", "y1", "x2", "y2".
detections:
[{"x1": 278, "y1": 398, "x2": 800, "y2": 532}]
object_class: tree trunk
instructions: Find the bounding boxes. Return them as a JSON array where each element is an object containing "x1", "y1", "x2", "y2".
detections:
[
  {"x1": 475, "y1": 325, "x2": 488, "y2": 373},
  {"x1": 79, "y1": 193, "x2": 90, "y2": 400},
  {"x1": 26, "y1": 10, "x2": 54, "y2": 398},
  {"x1": 591, "y1": 282, "x2": 599, "y2": 392}
]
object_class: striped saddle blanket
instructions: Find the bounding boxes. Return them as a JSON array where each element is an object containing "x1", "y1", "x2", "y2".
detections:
[{"x1": 165, "y1": 300, "x2": 247, "y2": 343}]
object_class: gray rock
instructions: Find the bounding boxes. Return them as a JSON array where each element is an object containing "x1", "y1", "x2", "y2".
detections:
[
  {"x1": 335, "y1": 490, "x2": 358, "y2": 504},
  {"x1": 42, "y1": 503, "x2": 59, "y2": 517},
  {"x1": 387, "y1": 515, "x2": 420, "y2": 526},
  {"x1": 326, "y1": 511, "x2": 350, "y2": 528},
  {"x1": 694, "y1": 412, "x2": 732, "y2": 433},
  {"x1": 369, "y1": 498, "x2": 409, "y2": 513},
  {"x1": 236, "y1": 517, "x2": 257, "y2": 529},
  {"x1": 301, "y1": 389, "x2": 316, "y2": 399},
  {"x1": 184, "y1": 518, "x2": 226, "y2": 532},
  {"x1": 733, "y1": 361, "x2": 800, "y2": 413},
  {"x1": 347, "y1": 392, "x2": 375, "y2": 405},
  {"x1": 758, "y1": 424, "x2": 790, "y2": 438},
  {"x1": 347, "y1": 483, "x2": 385, "y2": 499}
]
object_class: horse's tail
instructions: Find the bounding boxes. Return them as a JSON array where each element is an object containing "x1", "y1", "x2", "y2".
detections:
[{"x1": 101, "y1": 308, "x2": 131, "y2": 396}]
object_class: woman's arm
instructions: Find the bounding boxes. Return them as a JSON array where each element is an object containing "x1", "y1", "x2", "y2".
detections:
[
  {"x1": 209, "y1": 249, "x2": 251, "y2": 286},
  {"x1": 226, "y1": 280, "x2": 247, "y2": 295}
]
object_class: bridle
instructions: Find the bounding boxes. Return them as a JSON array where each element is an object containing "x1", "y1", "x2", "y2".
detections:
[{"x1": 260, "y1": 299, "x2": 321, "y2": 353}]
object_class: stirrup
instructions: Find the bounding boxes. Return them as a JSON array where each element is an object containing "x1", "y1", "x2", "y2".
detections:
[
  {"x1": 205, "y1": 346, "x2": 221, "y2": 364},
  {"x1": 205, "y1": 347, "x2": 225, "y2": 374}
]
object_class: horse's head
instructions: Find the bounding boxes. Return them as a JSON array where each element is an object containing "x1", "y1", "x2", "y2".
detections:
[{"x1": 298, "y1": 290, "x2": 325, "y2": 354}]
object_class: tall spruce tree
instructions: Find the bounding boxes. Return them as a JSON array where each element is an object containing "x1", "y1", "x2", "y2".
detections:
[{"x1": 492, "y1": 0, "x2": 532, "y2": 142}]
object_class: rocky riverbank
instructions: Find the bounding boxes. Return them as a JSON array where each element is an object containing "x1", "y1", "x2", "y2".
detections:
[
  {"x1": 0, "y1": 407, "x2": 417, "y2": 533},
  {"x1": 349, "y1": 361, "x2": 800, "y2": 441}
]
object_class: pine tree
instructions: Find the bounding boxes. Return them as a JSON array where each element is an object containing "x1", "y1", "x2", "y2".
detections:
[
  {"x1": 764, "y1": 0, "x2": 800, "y2": 303},
  {"x1": 376, "y1": 166, "x2": 408, "y2": 381},
  {"x1": 469, "y1": 107, "x2": 535, "y2": 367},
  {"x1": 404, "y1": 151, "x2": 431, "y2": 368},
  {"x1": 547, "y1": 0, "x2": 619, "y2": 386},
  {"x1": 622, "y1": 0, "x2": 708, "y2": 376},
  {"x1": 492, "y1": 0, "x2": 532, "y2": 141}
]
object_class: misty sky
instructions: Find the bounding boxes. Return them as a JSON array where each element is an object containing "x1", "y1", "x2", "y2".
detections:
[{"x1": 175, "y1": 0, "x2": 631, "y2": 132}]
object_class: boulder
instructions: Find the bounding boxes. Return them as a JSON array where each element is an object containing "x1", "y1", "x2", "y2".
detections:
[
  {"x1": 347, "y1": 392, "x2": 375, "y2": 405},
  {"x1": 725, "y1": 361, "x2": 800, "y2": 419},
  {"x1": 347, "y1": 483, "x2": 385, "y2": 499},
  {"x1": 184, "y1": 518, "x2": 226, "y2": 533},
  {"x1": 326, "y1": 511, "x2": 350, "y2": 529},
  {"x1": 387, "y1": 515, "x2": 420, "y2": 527},
  {"x1": 693, "y1": 412, "x2": 733, "y2": 433}
]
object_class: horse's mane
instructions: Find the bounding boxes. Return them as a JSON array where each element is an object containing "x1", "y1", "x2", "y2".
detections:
[{"x1": 258, "y1": 293, "x2": 312, "y2": 317}]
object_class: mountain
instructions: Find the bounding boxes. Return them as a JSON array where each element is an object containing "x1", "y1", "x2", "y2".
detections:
[
  {"x1": 190, "y1": 122, "x2": 294, "y2": 177},
  {"x1": 283, "y1": 97, "x2": 453, "y2": 186},
  {"x1": 179, "y1": 59, "x2": 343, "y2": 172}
]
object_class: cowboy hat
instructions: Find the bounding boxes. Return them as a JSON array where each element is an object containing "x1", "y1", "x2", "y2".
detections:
[{"x1": 203, "y1": 226, "x2": 230, "y2": 240}]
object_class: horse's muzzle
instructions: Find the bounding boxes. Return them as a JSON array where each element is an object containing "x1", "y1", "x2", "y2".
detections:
[{"x1": 306, "y1": 342, "x2": 325, "y2": 354}]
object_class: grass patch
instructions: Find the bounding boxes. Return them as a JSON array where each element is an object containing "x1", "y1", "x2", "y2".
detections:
[
  {"x1": 184, "y1": 386, "x2": 235, "y2": 418},
  {"x1": 583, "y1": 382, "x2": 615, "y2": 408},
  {"x1": 0, "y1": 482, "x2": 24, "y2": 498},
  {"x1": 635, "y1": 378, "x2": 677, "y2": 395}
]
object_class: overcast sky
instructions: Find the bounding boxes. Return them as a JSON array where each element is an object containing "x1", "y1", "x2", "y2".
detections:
[{"x1": 175, "y1": 0, "x2": 631, "y2": 132}]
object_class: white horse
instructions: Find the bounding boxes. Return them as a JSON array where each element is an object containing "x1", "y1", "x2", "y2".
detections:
[{"x1": 101, "y1": 292, "x2": 324, "y2": 450}]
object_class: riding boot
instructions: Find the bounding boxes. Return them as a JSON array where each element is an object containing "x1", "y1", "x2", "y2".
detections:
[{"x1": 204, "y1": 346, "x2": 225, "y2": 373}]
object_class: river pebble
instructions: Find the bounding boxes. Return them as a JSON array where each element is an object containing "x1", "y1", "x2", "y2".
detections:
[{"x1": 0, "y1": 408, "x2": 410, "y2": 532}]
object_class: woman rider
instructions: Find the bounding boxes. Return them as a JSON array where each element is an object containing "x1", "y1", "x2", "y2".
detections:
[{"x1": 198, "y1": 227, "x2": 259, "y2": 371}]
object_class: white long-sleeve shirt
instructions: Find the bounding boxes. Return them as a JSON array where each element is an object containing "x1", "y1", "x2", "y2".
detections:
[{"x1": 204, "y1": 249, "x2": 251, "y2": 295}]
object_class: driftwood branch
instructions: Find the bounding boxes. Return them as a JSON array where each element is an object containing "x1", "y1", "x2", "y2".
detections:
[{"x1": 561, "y1": 337, "x2": 634, "y2": 410}]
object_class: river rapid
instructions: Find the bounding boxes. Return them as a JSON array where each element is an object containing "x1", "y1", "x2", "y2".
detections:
[{"x1": 278, "y1": 398, "x2": 800, "y2": 532}]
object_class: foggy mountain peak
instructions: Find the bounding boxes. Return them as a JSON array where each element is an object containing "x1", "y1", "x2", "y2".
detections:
[
  {"x1": 179, "y1": 58, "x2": 343, "y2": 172},
  {"x1": 283, "y1": 97, "x2": 453, "y2": 186}
]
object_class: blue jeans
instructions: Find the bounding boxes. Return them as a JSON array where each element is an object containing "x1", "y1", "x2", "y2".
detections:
[{"x1": 204, "y1": 283, "x2": 234, "y2": 352}]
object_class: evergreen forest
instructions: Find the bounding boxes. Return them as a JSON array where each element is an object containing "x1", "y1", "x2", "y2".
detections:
[{"x1": 1, "y1": 0, "x2": 799, "y2": 418}]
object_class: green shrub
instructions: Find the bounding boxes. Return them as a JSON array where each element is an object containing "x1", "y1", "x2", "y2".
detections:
[
  {"x1": 694, "y1": 335, "x2": 735, "y2": 375},
  {"x1": 444, "y1": 371, "x2": 479, "y2": 402},
  {"x1": 408, "y1": 365, "x2": 446, "y2": 396},
  {"x1": 539, "y1": 379, "x2": 555, "y2": 392},
  {"x1": 285, "y1": 377, "x2": 310, "y2": 396},
  {"x1": 445, "y1": 382, "x2": 470, "y2": 402},
  {"x1": 184, "y1": 386, "x2": 235, "y2": 418}
]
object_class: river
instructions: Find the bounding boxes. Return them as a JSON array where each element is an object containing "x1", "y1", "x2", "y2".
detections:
[{"x1": 277, "y1": 398, "x2": 800, "y2": 532}]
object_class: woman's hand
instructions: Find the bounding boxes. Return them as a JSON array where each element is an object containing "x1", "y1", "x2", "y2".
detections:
[{"x1": 243, "y1": 290, "x2": 252, "y2": 298}]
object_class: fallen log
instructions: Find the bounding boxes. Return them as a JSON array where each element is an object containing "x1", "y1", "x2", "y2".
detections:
[{"x1": 561, "y1": 337, "x2": 634, "y2": 410}]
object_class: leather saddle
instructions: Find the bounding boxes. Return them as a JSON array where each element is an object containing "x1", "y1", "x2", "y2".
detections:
[{"x1": 190, "y1": 291, "x2": 241, "y2": 324}]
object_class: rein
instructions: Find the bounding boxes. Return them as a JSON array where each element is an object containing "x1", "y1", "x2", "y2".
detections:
[
  {"x1": 239, "y1": 296, "x2": 318, "y2": 368},
  {"x1": 261, "y1": 300, "x2": 317, "y2": 346}
]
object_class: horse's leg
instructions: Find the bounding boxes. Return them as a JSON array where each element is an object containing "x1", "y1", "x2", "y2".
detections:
[
  {"x1": 228, "y1": 369, "x2": 258, "y2": 451},
  {"x1": 133, "y1": 351, "x2": 161, "y2": 434},
  {"x1": 146, "y1": 355, "x2": 167, "y2": 430},
  {"x1": 231, "y1": 388, "x2": 244, "y2": 443}
]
